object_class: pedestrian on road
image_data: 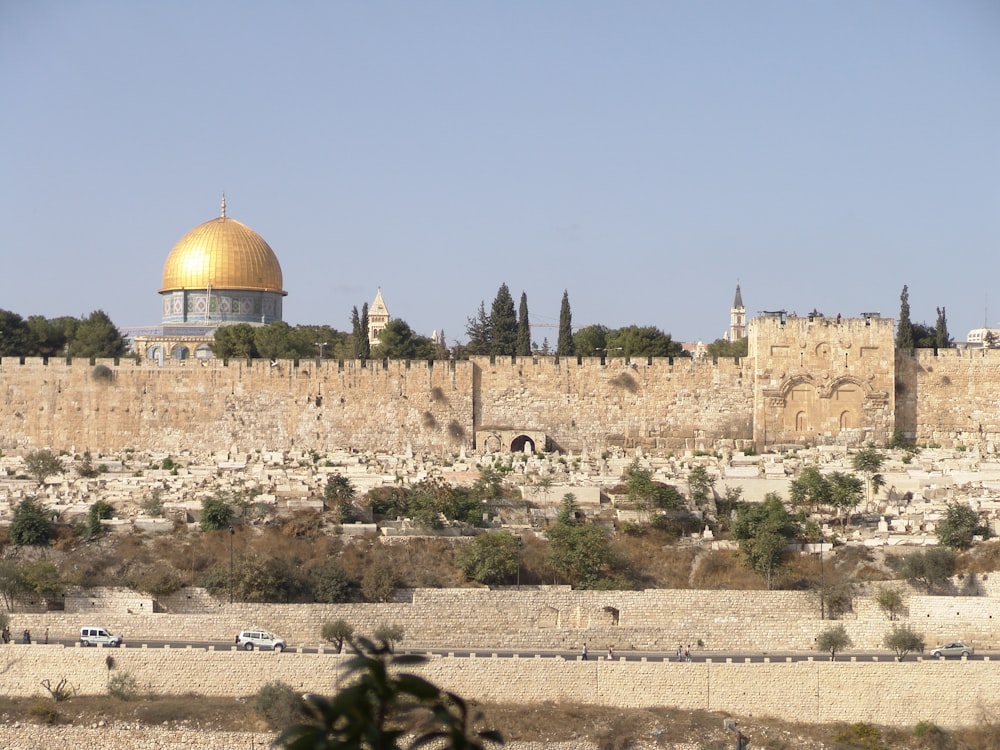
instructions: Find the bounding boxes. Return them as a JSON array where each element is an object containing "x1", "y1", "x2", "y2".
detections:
[
  {"x1": 22, "y1": 629, "x2": 30, "y2": 644},
  {"x1": 685, "y1": 644, "x2": 691, "y2": 661},
  {"x1": 676, "y1": 643, "x2": 682, "y2": 661},
  {"x1": 608, "y1": 645, "x2": 614, "y2": 660},
  {"x1": 44, "y1": 627, "x2": 49, "y2": 644},
  {"x1": 581, "y1": 643, "x2": 588, "y2": 660}
]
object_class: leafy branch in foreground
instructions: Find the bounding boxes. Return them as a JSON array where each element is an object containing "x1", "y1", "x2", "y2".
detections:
[{"x1": 275, "y1": 636, "x2": 503, "y2": 750}]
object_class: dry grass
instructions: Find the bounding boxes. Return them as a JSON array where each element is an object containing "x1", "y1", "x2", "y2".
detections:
[{"x1": 4, "y1": 694, "x2": 999, "y2": 748}]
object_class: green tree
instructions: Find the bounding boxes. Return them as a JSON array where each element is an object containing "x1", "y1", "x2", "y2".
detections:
[
  {"x1": 731, "y1": 493, "x2": 801, "y2": 589},
  {"x1": 10, "y1": 496, "x2": 54, "y2": 546},
  {"x1": 875, "y1": 587, "x2": 904, "y2": 621},
  {"x1": 489, "y1": 284, "x2": 517, "y2": 357},
  {"x1": 556, "y1": 290, "x2": 575, "y2": 356},
  {"x1": 200, "y1": 495, "x2": 234, "y2": 531},
  {"x1": 937, "y1": 502, "x2": 986, "y2": 550},
  {"x1": 320, "y1": 619, "x2": 354, "y2": 653},
  {"x1": 883, "y1": 625, "x2": 925, "y2": 659},
  {"x1": 0, "y1": 560, "x2": 25, "y2": 611},
  {"x1": 827, "y1": 471, "x2": 865, "y2": 530},
  {"x1": 25, "y1": 315, "x2": 69, "y2": 357},
  {"x1": 311, "y1": 560, "x2": 352, "y2": 604},
  {"x1": 851, "y1": 448, "x2": 885, "y2": 511},
  {"x1": 789, "y1": 467, "x2": 829, "y2": 513},
  {"x1": 372, "y1": 319, "x2": 435, "y2": 360},
  {"x1": 896, "y1": 285, "x2": 913, "y2": 349},
  {"x1": 274, "y1": 638, "x2": 503, "y2": 750},
  {"x1": 24, "y1": 449, "x2": 63, "y2": 485},
  {"x1": 704, "y1": 337, "x2": 748, "y2": 359},
  {"x1": 894, "y1": 548, "x2": 956, "y2": 593},
  {"x1": 351, "y1": 305, "x2": 366, "y2": 359},
  {"x1": 546, "y1": 494, "x2": 612, "y2": 587},
  {"x1": 935, "y1": 306, "x2": 952, "y2": 350},
  {"x1": 516, "y1": 292, "x2": 531, "y2": 356},
  {"x1": 361, "y1": 560, "x2": 399, "y2": 603},
  {"x1": 573, "y1": 324, "x2": 609, "y2": 356},
  {"x1": 372, "y1": 623, "x2": 405, "y2": 652},
  {"x1": 0, "y1": 309, "x2": 31, "y2": 355},
  {"x1": 816, "y1": 623, "x2": 852, "y2": 661},
  {"x1": 19, "y1": 558, "x2": 63, "y2": 599},
  {"x1": 912, "y1": 322, "x2": 937, "y2": 349},
  {"x1": 71, "y1": 310, "x2": 126, "y2": 358},
  {"x1": 254, "y1": 322, "x2": 298, "y2": 360},
  {"x1": 87, "y1": 500, "x2": 114, "y2": 537},
  {"x1": 605, "y1": 325, "x2": 685, "y2": 359},
  {"x1": 456, "y1": 531, "x2": 519, "y2": 585},
  {"x1": 464, "y1": 301, "x2": 492, "y2": 356},
  {"x1": 324, "y1": 473, "x2": 356, "y2": 522},
  {"x1": 687, "y1": 465, "x2": 715, "y2": 505},
  {"x1": 212, "y1": 323, "x2": 258, "y2": 358}
]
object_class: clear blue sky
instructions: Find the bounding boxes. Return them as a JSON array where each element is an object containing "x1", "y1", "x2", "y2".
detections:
[{"x1": 2, "y1": 1, "x2": 998, "y2": 346}]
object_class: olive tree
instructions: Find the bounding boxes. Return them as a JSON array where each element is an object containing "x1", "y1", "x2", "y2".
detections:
[
  {"x1": 884, "y1": 625, "x2": 925, "y2": 660},
  {"x1": 816, "y1": 624, "x2": 852, "y2": 661},
  {"x1": 24, "y1": 449, "x2": 63, "y2": 486},
  {"x1": 320, "y1": 619, "x2": 354, "y2": 653}
]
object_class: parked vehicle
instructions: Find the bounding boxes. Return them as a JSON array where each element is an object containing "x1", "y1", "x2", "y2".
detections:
[
  {"x1": 235, "y1": 629, "x2": 286, "y2": 652},
  {"x1": 79, "y1": 626, "x2": 123, "y2": 647},
  {"x1": 930, "y1": 641, "x2": 973, "y2": 658}
]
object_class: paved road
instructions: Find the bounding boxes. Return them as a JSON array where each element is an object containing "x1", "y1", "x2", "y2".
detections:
[{"x1": 29, "y1": 639, "x2": 997, "y2": 662}]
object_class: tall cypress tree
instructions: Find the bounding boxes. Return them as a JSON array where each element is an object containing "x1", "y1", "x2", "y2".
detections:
[
  {"x1": 350, "y1": 306, "x2": 363, "y2": 358},
  {"x1": 489, "y1": 283, "x2": 517, "y2": 356},
  {"x1": 359, "y1": 302, "x2": 371, "y2": 359},
  {"x1": 936, "y1": 307, "x2": 951, "y2": 350},
  {"x1": 557, "y1": 290, "x2": 575, "y2": 356},
  {"x1": 517, "y1": 292, "x2": 531, "y2": 356},
  {"x1": 896, "y1": 285, "x2": 914, "y2": 349}
]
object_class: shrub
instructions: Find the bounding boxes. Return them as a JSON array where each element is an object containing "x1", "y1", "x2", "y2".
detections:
[
  {"x1": 87, "y1": 500, "x2": 114, "y2": 537},
  {"x1": 361, "y1": 561, "x2": 399, "y2": 603},
  {"x1": 310, "y1": 560, "x2": 352, "y2": 603},
  {"x1": 108, "y1": 671, "x2": 139, "y2": 700},
  {"x1": 255, "y1": 681, "x2": 304, "y2": 731},
  {"x1": 200, "y1": 495, "x2": 234, "y2": 531},
  {"x1": 10, "y1": 497, "x2": 54, "y2": 546},
  {"x1": 27, "y1": 698, "x2": 60, "y2": 724}
]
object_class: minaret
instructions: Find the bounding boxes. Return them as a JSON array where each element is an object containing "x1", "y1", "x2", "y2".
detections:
[
  {"x1": 368, "y1": 288, "x2": 390, "y2": 345},
  {"x1": 729, "y1": 283, "x2": 746, "y2": 341}
]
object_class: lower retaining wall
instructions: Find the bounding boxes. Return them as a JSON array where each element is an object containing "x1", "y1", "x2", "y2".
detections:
[{"x1": 2, "y1": 645, "x2": 997, "y2": 729}]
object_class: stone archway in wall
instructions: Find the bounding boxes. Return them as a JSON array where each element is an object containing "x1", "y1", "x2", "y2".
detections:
[
  {"x1": 768, "y1": 374, "x2": 871, "y2": 445},
  {"x1": 170, "y1": 345, "x2": 190, "y2": 361},
  {"x1": 481, "y1": 434, "x2": 502, "y2": 453},
  {"x1": 536, "y1": 606, "x2": 559, "y2": 628},
  {"x1": 510, "y1": 434, "x2": 535, "y2": 454}
]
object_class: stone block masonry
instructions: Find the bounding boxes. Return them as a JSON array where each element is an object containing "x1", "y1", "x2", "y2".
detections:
[
  {"x1": 0, "y1": 646, "x2": 996, "y2": 729},
  {"x1": 9, "y1": 316, "x2": 1000, "y2": 455}
]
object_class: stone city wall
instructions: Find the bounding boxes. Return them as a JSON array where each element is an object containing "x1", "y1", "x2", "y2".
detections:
[
  {"x1": 0, "y1": 355, "x2": 753, "y2": 456},
  {"x1": 899, "y1": 347, "x2": 1000, "y2": 449},
  {"x1": 5, "y1": 337, "x2": 1000, "y2": 459},
  {"x1": 0, "y1": 645, "x2": 996, "y2": 729}
]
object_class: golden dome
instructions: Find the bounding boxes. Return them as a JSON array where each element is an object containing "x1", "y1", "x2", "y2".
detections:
[{"x1": 160, "y1": 201, "x2": 285, "y2": 294}]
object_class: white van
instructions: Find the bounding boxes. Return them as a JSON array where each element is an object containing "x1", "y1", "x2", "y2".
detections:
[{"x1": 79, "y1": 626, "x2": 123, "y2": 647}]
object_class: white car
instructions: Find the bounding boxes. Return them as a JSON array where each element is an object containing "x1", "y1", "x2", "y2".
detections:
[
  {"x1": 930, "y1": 641, "x2": 973, "y2": 658},
  {"x1": 235, "y1": 629, "x2": 286, "y2": 652},
  {"x1": 80, "y1": 626, "x2": 123, "y2": 647}
]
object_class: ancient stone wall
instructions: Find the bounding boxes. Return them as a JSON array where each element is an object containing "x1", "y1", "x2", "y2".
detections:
[
  {"x1": 0, "y1": 355, "x2": 753, "y2": 456},
  {"x1": 6, "y1": 318, "x2": 1000, "y2": 457},
  {"x1": 475, "y1": 356, "x2": 753, "y2": 453},
  {"x1": 0, "y1": 646, "x2": 995, "y2": 729},
  {"x1": 898, "y1": 347, "x2": 1000, "y2": 449},
  {"x1": 750, "y1": 315, "x2": 895, "y2": 447}
]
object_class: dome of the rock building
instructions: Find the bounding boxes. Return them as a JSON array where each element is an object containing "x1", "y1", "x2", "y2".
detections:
[
  {"x1": 158, "y1": 197, "x2": 286, "y2": 328},
  {"x1": 161, "y1": 208, "x2": 284, "y2": 294}
]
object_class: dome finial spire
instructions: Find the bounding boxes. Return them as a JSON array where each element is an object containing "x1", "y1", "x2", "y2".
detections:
[{"x1": 220, "y1": 193, "x2": 227, "y2": 219}]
